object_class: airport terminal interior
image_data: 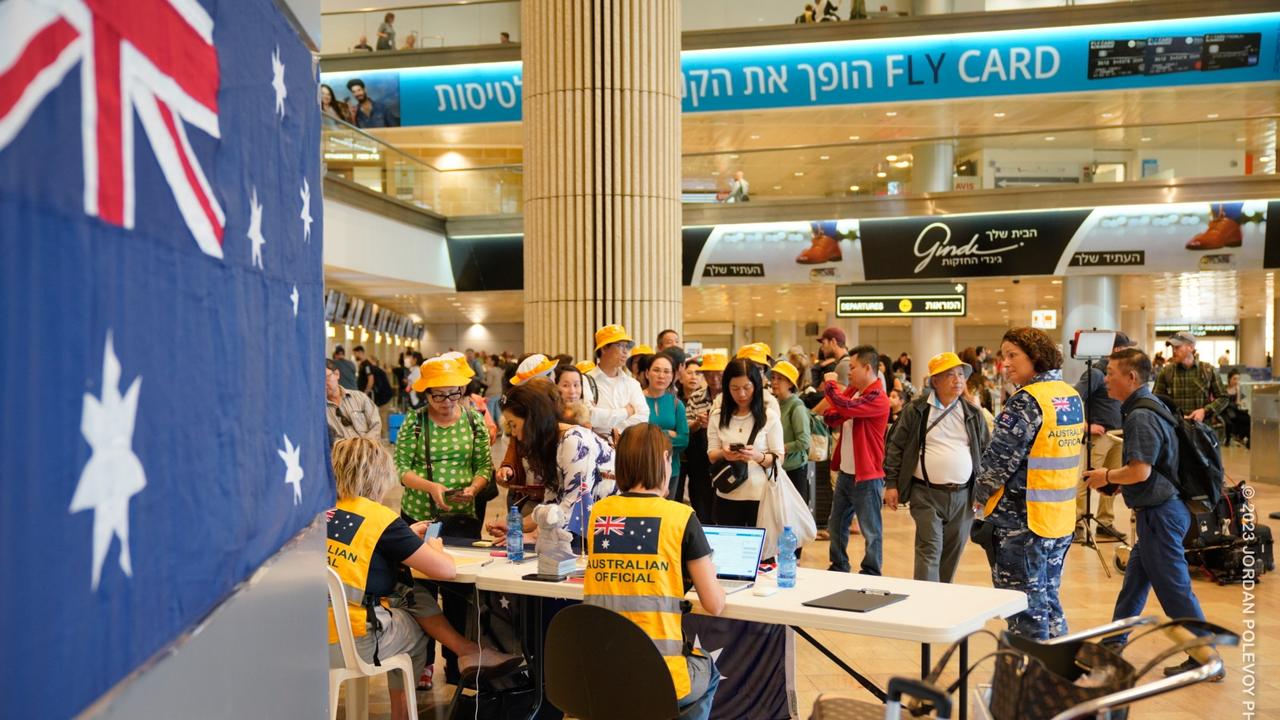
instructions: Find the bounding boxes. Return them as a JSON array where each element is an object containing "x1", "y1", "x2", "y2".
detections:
[{"x1": 5, "y1": 0, "x2": 1279, "y2": 718}]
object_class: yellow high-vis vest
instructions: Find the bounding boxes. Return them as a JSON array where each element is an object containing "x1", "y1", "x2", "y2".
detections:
[
  {"x1": 584, "y1": 494, "x2": 698, "y2": 699},
  {"x1": 326, "y1": 495, "x2": 399, "y2": 644},
  {"x1": 983, "y1": 379, "x2": 1084, "y2": 538}
]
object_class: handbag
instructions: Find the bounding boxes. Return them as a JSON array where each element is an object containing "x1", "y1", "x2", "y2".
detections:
[
  {"x1": 923, "y1": 618, "x2": 1234, "y2": 720},
  {"x1": 758, "y1": 462, "x2": 818, "y2": 558},
  {"x1": 711, "y1": 417, "x2": 762, "y2": 494}
]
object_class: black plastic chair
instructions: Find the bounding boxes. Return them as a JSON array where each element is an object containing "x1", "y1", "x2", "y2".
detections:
[{"x1": 545, "y1": 604, "x2": 680, "y2": 720}]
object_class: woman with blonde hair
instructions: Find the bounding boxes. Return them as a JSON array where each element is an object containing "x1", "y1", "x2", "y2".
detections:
[{"x1": 326, "y1": 438, "x2": 519, "y2": 717}]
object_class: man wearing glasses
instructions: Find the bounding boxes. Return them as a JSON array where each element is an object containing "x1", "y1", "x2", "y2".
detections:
[
  {"x1": 326, "y1": 358, "x2": 382, "y2": 444},
  {"x1": 586, "y1": 324, "x2": 650, "y2": 441}
]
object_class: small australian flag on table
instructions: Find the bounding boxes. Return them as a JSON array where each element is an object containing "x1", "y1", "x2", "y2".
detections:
[{"x1": 592, "y1": 516, "x2": 661, "y2": 554}]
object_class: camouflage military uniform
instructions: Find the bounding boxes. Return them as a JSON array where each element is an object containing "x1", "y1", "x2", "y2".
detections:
[{"x1": 974, "y1": 370, "x2": 1074, "y2": 640}]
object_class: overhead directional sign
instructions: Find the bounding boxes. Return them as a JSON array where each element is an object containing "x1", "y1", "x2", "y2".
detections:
[{"x1": 835, "y1": 282, "x2": 968, "y2": 318}]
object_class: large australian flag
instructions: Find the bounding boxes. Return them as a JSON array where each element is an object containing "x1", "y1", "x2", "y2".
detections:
[
  {"x1": 0, "y1": 0, "x2": 331, "y2": 716},
  {"x1": 592, "y1": 515, "x2": 662, "y2": 554}
]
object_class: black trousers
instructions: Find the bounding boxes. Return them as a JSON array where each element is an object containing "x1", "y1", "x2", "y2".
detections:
[
  {"x1": 714, "y1": 495, "x2": 760, "y2": 527},
  {"x1": 785, "y1": 464, "x2": 811, "y2": 504},
  {"x1": 683, "y1": 429, "x2": 714, "y2": 523}
]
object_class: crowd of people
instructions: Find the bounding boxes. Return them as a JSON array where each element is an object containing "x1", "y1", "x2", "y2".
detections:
[{"x1": 325, "y1": 323, "x2": 1230, "y2": 719}]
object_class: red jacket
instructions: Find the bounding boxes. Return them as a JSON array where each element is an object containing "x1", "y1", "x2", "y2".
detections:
[{"x1": 823, "y1": 378, "x2": 889, "y2": 482}]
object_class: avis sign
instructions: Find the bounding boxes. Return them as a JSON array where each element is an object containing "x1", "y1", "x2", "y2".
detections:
[{"x1": 859, "y1": 210, "x2": 1091, "y2": 280}]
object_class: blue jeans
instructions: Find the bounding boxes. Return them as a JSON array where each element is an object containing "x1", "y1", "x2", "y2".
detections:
[
  {"x1": 677, "y1": 653, "x2": 720, "y2": 720},
  {"x1": 827, "y1": 473, "x2": 883, "y2": 575},
  {"x1": 1113, "y1": 497, "x2": 1206, "y2": 630}
]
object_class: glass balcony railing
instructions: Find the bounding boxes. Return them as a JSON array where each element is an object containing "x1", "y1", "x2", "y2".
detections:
[
  {"x1": 323, "y1": 116, "x2": 522, "y2": 216},
  {"x1": 320, "y1": 0, "x2": 1150, "y2": 56},
  {"x1": 681, "y1": 116, "x2": 1277, "y2": 203},
  {"x1": 325, "y1": 115, "x2": 1276, "y2": 216}
]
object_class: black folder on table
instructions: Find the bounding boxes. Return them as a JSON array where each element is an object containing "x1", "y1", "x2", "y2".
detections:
[{"x1": 802, "y1": 589, "x2": 907, "y2": 613}]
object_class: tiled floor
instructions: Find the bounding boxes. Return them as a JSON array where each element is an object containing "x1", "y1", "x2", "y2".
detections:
[{"x1": 340, "y1": 446, "x2": 1278, "y2": 719}]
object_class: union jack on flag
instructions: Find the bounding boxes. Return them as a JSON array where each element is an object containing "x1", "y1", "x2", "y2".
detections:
[
  {"x1": 0, "y1": 0, "x2": 225, "y2": 256},
  {"x1": 594, "y1": 516, "x2": 627, "y2": 536}
]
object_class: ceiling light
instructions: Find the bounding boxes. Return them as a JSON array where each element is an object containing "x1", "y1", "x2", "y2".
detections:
[
  {"x1": 1207, "y1": 113, "x2": 1219, "y2": 119},
  {"x1": 794, "y1": 171, "x2": 805, "y2": 177},
  {"x1": 755, "y1": 312, "x2": 764, "y2": 317},
  {"x1": 750, "y1": 134, "x2": 760, "y2": 140},
  {"x1": 819, "y1": 155, "x2": 830, "y2": 160},
  {"x1": 710, "y1": 170, "x2": 720, "y2": 176},
  {"x1": 848, "y1": 135, "x2": 860, "y2": 140},
  {"x1": 1101, "y1": 112, "x2": 1114, "y2": 118},
  {"x1": 993, "y1": 112, "x2": 1006, "y2": 118},
  {"x1": 1237, "y1": 137, "x2": 1246, "y2": 142},
  {"x1": 729, "y1": 154, "x2": 739, "y2": 159},
  {"x1": 848, "y1": 185, "x2": 860, "y2": 192},
  {"x1": 994, "y1": 288, "x2": 1005, "y2": 293},
  {"x1": 876, "y1": 171, "x2": 887, "y2": 178},
  {"x1": 1043, "y1": 295, "x2": 1054, "y2": 299},
  {"x1": 885, "y1": 154, "x2": 898, "y2": 162},
  {"x1": 997, "y1": 300, "x2": 1007, "y2": 305},
  {"x1": 1044, "y1": 136, "x2": 1056, "y2": 141},
  {"x1": 885, "y1": 111, "x2": 898, "y2": 117},
  {"x1": 1140, "y1": 136, "x2": 1152, "y2": 142},
  {"x1": 1050, "y1": 279, "x2": 1062, "y2": 284},
  {"x1": 772, "y1": 184, "x2": 782, "y2": 190},
  {"x1": 893, "y1": 160, "x2": 911, "y2": 168}
]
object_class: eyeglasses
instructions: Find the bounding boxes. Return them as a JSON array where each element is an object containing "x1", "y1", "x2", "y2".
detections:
[{"x1": 429, "y1": 389, "x2": 464, "y2": 402}]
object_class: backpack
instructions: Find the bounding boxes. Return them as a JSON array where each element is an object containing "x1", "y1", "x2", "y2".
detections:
[
  {"x1": 807, "y1": 409, "x2": 832, "y2": 462},
  {"x1": 1132, "y1": 395, "x2": 1224, "y2": 509},
  {"x1": 370, "y1": 365, "x2": 393, "y2": 406}
]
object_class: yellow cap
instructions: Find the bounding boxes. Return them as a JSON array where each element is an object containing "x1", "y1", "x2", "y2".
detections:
[
  {"x1": 771, "y1": 360, "x2": 799, "y2": 388},
  {"x1": 927, "y1": 351, "x2": 972, "y2": 379},
  {"x1": 413, "y1": 356, "x2": 472, "y2": 392},
  {"x1": 698, "y1": 352, "x2": 728, "y2": 373},
  {"x1": 735, "y1": 342, "x2": 772, "y2": 366},
  {"x1": 511, "y1": 354, "x2": 557, "y2": 385},
  {"x1": 575, "y1": 360, "x2": 597, "y2": 374},
  {"x1": 594, "y1": 324, "x2": 634, "y2": 351},
  {"x1": 631, "y1": 343, "x2": 655, "y2": 357}
]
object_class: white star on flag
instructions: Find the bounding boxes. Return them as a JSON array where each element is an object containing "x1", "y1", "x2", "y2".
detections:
[
  {"x1": 290, "y1": 285, "x2": 299, "y2": 316},
  {"x1": 499, "y1": 595, "x2": 510, "y2": 610},
  {"x1": 70, "y1": 331, "x2": 147, "y2": 590},
  {"x1": 271, "y1": 46, "x2": 287, "y2": 118},
  {"x1": 691, "y1": 635, "x2": 727, "y2": 680},
  {"x1": 278, "y1": 434, "x2": 304, "y2": 504},
  {"x1": 247, "y1": 187, "x2": 265, "y2": 269},
  {"x1": 299, "y1": 178, "x2": 312, "y2": 241}
]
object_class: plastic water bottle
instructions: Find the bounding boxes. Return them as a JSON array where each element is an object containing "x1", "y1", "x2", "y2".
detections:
[
  {"x1": 778, "y1": 526, "x2": 797, "y2": 589},
  {"x1": 506, "y1": 505, "x2": 524, "y2": 562}
]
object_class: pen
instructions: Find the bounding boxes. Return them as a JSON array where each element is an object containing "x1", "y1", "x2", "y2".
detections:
[
  {"x1": 479, "y1": 559, "x2": 494, "y2": 567},
  {"x1": 860, "y1": 588, "x2": 890, "y2": 596}
]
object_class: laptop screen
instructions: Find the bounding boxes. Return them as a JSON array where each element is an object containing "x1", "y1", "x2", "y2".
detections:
[{"x1": 702, "y1": 525, "x2": 766, "y2": 582}]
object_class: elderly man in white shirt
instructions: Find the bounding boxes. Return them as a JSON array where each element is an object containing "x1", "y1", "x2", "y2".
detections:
[
  {"x1": 882, "y1": 352, "x2": 991, "y2": 583},
  {"x1": 586, "y1": 324, "x2": 649, "y2": 439}
]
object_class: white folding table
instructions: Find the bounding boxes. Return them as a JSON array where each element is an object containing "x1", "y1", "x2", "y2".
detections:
[{"x1": 471, "y1": 561, "x2": 1026, "y2": 720}]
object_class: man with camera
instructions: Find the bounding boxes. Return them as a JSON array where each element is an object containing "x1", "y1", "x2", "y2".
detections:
[{"x1": 1083, "y1": 348, "x2": 1215, "y2": 679}]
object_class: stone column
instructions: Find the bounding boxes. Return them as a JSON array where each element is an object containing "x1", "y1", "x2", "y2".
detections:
[
  {"x1": 1240, "y1": 316, "x2": 1266, "y2": 368},
  {"x1": 910, "y1": 317, "x2": 956, "y2": 389},
  {"x1": 910, "y1": 141, "x2": 955, "y2": 194},
  {"x1": 1063, "y1": 275, "x2": 1120, "y2": 381},
  {"x1": 1120, "y1": 308, "x2": 1152, "y2": 356},
  {"x1": 522, "y1": 0, "x2": 683, "y2": 360}
]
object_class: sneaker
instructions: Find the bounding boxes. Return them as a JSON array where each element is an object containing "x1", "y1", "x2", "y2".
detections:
[
  {"x1": 459, "y1": 650, "x2": 524, "y2": 681},
  {"x1": 1163, "y1": 656, "x2": 1225, "y2": 682},
  {"x1": 416, "y1": 665, "x2": 433, "y2": 692},
  {"x1": 1096, "y1": 523, "x2": 1127, "y2": 543}
]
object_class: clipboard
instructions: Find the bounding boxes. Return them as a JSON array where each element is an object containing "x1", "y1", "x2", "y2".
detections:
[{"x1": 802, "y1": 589, "x2": 906, "y2": 613}]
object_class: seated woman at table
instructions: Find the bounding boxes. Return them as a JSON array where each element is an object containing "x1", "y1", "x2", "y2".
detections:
[
  {"x1": 327, "y1": 437, "x2": 521, "y2": 719},
  {"x1": 486, "y1": 379, "x2": 617, "y2": 550},
  {"x1": 585, "y1": 424, "x2": 726, "y2": 720}
]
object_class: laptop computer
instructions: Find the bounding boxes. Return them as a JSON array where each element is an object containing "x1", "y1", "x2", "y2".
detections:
[{"x1": 702, "y1": 525, "x2": 767, "y2": 594}]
